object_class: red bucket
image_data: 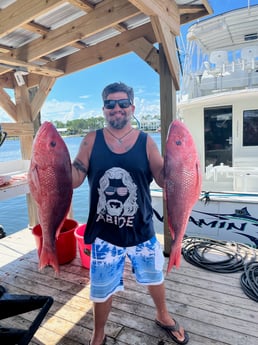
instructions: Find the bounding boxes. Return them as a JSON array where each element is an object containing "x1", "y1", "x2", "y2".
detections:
[
  {"x1": 74, "y1": 224, "x2": 91, "y2": 269},
  {"x1": 32, "y1": 218, "x2": 78, "y2": 265}
]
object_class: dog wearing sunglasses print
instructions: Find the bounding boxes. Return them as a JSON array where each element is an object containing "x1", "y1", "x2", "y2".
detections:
[{"x1": 96, "y1": 167, "x2": 138, "y2": 228}]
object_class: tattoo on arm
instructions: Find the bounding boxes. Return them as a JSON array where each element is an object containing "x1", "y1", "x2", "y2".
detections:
[{"x1": 73, "y1": 159, "x2": 88, "y2": 175}]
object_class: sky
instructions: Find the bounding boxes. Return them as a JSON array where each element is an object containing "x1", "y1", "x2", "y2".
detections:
[{"x1": 1, "y1": 0, "x2": 258, "y2": 123}]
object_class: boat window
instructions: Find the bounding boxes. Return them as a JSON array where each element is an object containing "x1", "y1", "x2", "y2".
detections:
[
  {"x1": 204, "y1": 106, "x2": 232, "y2": 167},
  {"x1": 243, "y1": 109, "x2": 258, "y2": 146}
]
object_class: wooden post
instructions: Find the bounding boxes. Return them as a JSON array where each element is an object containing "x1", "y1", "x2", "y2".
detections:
[
  {"x1": 159, "y1": 44, "x2": 177, "y2": 256},
  {"x1": 14, "y1": 84, "x2": 40, "y2": 228}
]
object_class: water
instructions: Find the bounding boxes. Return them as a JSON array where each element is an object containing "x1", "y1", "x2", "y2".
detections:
[{"x1": 0, "y1": 133, "x2": 161, "y2": 235}]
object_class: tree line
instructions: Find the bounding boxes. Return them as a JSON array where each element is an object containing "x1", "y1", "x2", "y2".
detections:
[{"x1": 53, "y1": 115, "x2": 160, "y2": 135}]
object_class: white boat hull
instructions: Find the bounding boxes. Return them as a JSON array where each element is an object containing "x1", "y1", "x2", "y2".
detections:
[{"x1": 151, "y1": 189, "x2": 258, "y2": 249}]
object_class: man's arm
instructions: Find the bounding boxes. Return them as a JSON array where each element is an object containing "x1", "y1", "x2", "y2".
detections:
[
  {"x1": 72, "y1": 131, "x2": 96, "y2": 188},
  {"x1": 147, "y1": 135, "x2": 164, "y2": 188}
]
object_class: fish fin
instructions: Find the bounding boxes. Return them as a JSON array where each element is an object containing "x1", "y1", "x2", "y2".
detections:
[
  {"x1": 168, "y1": 223, "x2": 175, "y2": 241},
  {"x1": 29, "y1": 165, "x2": 42, "y2": 194},
  {"x1": 39, "y1": 248, "x2": 60, "y2": 274},
  {"x1": 55, "y1": 210, "x2": 71, "y2": 240},
  {"x1": 166, "y1": 246, "x2": 182, "y2": 274}
]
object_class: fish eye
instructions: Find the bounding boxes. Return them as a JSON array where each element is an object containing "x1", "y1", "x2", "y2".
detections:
[
  {"x1": 176, "y1": 140, "x2": 182, "y2": 145},
  {"x1": 50, "y1": 141, "x2": 56, "y2": 147}
]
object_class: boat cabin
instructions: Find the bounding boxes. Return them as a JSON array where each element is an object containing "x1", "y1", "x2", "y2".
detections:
[{"x1": 178, "y1": 5, "x2": 258, "y2": 193}]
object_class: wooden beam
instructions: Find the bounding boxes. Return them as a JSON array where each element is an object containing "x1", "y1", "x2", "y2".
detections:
[
  {"x1": 31, "y1": 77, "x2": 56, "y2": 120},
  {"x1": 13, "y1": 0, "x2": 140, "y2": 62},
  {"x1": 15, "y1": 84, "x2": 32, "y2": 122},
  {"x1": 0, "y1": 86, "x2": 17, "y2": 121},
  {"x1": 0, "y1": 0, "x2": 66, "y2": 37},
  {"x1": 151, "y1": 15, "x2": 180, "y2": 89},
  {"x1": 179, "y1": 0, "x2": 213, "y2": 25},
  {"x1": 0, "y1": 56, "x2": 64, "y2": 77},
  {"x1": 49, "y1": 22, "x2": 156, "y2": 75},
  {"x1": 68, "y1": 0, "x2": 94, "y2": 12},
  {"x1": 128, "y1": 0, "x2": 180, "y2": 36},
  {"x1": 128, "y1": 37, "x2": 159, "y2": 74},
  {"x1": 0, "y1": 72, "x2": 15, "y2": 88},
  {"x1": 0, "y1": 122, "x2": 34, "y2": 136},
  {"x1": 159, "y1": 43, "x2": 176, "y2": 256}
]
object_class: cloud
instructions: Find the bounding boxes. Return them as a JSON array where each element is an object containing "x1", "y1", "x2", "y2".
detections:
[
  {"x1": 0, "y1": 93, "x2": 160, "y2": 123},
  {"x1": 134, "y1": 96, "x2": 160, "y2": 118},
  {"x1": 41, "y1": 98, "x2": 100, "y2": 122}
]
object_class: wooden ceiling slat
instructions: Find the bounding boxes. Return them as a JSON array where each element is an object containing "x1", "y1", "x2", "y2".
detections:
[
  {"x1": 0, "y1": 0, "x2": 67, "y2": 38},
  {"x1": 0, "y1": 56, "x2": 64, "y2": 77},
  {"x1": 68, "y1": 0, "x2": 95, "y2": 12},
  {"x1": 0, "y1": 1, "x2": 212, "y2": 89},
  {"x1": 12, "y1": 0, "x2": 140, "y2": 63},
  {"x1": 50, "y1": 22, "x2": 156, "y2": 75}
]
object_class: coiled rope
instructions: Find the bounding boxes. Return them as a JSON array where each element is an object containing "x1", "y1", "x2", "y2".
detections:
[{"x1": 182, "y1": 237, "x2": 258, "y2": 301}]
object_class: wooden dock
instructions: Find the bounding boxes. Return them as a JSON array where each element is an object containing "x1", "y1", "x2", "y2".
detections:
[{"x1": 0, "y1": 229, "x2": 257, "y2": 345}]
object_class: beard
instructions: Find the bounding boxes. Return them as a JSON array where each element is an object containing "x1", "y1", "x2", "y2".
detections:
[{"x1": 109, "y1": 114, "x2": 130, "y2": 129}]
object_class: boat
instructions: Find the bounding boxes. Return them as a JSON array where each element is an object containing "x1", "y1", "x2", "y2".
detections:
[{"x1": 151, "y1": 4, "x2": 258, "y2": 249}]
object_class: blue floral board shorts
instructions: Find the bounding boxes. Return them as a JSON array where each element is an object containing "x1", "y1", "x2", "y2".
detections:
[{"x1": 90, "y1": 236, "x2": 165, "y2": 302}]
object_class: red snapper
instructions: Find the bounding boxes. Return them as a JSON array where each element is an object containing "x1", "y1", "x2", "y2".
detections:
[
  {"x1": 28, "y1": 122, "x2": 73, "y2": 273},
  {"x1": 164, "y1": 120, "x2": 201, "y2": 273}
]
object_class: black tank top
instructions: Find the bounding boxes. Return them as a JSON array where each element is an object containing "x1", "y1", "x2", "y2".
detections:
[{"x1": 84, "y1": 128, "x2": 155, "y2": 246}]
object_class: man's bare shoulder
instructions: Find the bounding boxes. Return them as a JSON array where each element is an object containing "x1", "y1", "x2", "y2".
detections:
[{"x1": 80, "y1": 130, "x2": 97, "y2": 150}]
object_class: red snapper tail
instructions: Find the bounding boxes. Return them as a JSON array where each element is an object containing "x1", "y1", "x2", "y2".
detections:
[
  {"x1": 39, "y1": 248, "x2": 60, "y2": 274},
  {"x1": 166, "y1": 243, "x2": 182, "y2": 274}
]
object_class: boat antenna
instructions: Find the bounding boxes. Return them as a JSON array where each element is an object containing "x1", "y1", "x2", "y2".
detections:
[
  {"x1": 176, "y1": 37, "x2": 183, "y2": 76},
  {"x1": 133, "y1": 114, "x2": 141, "y2": 129}
]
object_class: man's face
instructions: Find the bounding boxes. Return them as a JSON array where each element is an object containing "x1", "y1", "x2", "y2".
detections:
[{"x1": 103, "y1": 91, "x2": 135, "y2": 129}]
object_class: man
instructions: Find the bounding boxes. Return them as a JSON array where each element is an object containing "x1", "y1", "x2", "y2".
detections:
[{"x1": 72, "y1": 82, "x2": 189, "y2": 345}]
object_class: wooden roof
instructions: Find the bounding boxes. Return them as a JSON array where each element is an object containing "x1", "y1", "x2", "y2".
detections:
[{"x1": 0, "y1": 0, "x2": 212, "y2": 91}]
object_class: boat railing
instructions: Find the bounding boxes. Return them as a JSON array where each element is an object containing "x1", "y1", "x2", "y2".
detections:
[
  {"x1": 180, "y1": 46, "x2": 258, "y2": 101},
  {"x1": 205, "y1": 163, "x2": 258, "y2": 193}
]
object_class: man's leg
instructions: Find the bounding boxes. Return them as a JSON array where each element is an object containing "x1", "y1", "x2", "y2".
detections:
[
  {"x1": 148, "y1": 283, "x2": 187, "y2": 342},
  {"x1": 90, "y1": 297, "x2": 112, "y2": 345}
]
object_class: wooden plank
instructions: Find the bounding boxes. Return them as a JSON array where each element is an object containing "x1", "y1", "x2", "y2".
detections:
[
  {"x1": 0, "y1": 122, "x2": 34, "y2": 136},
  {"x1": 159, "y1": 43, "x2": 176, "y2": 255},
  {"x1": 1, "y1": 229, "x2": 258, "y2": 345},
  {"x1": 31, "y1": 76, "x2": 56, "y2": 121},
  {"x1": 129, "y1": 0, "x2": 180, "y2": 35},
  {"x1": 15, "y1": 0, "x2": 140, "y2": 62},
  {"x1": 151, "y1": 16, "x2": 180, "y2": 89},
  {"x1": 0, "y1": 0, "x2": 66, "y2": 37},
  {"x1": 128, "y1": 37, "x2": 159, "y2": 74},
  {"x1": 0, "y1": 55, "x2": 64, "y2": 77},
  {"x1": 50, "y1": 22, "x2": 156, "y2": 76}
]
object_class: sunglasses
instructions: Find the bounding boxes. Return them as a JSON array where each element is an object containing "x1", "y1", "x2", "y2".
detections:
[
  {"x1": 104, "y1": 99, "x2": 132, "y2": 109},
  {"x1": 105, "y1": 186, "x2": 128, "y2": 196}
]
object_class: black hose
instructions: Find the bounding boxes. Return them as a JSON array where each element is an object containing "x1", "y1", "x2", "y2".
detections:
[
  {"x1": 182, "y1": 237, "x2": 258, "y2": 301},
  {"x1": 240, "y1": 261, "x2": 258, "y2": 302},
  {"x1": 182, "y1": 237, "x2": 255, "y2": 273}
]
